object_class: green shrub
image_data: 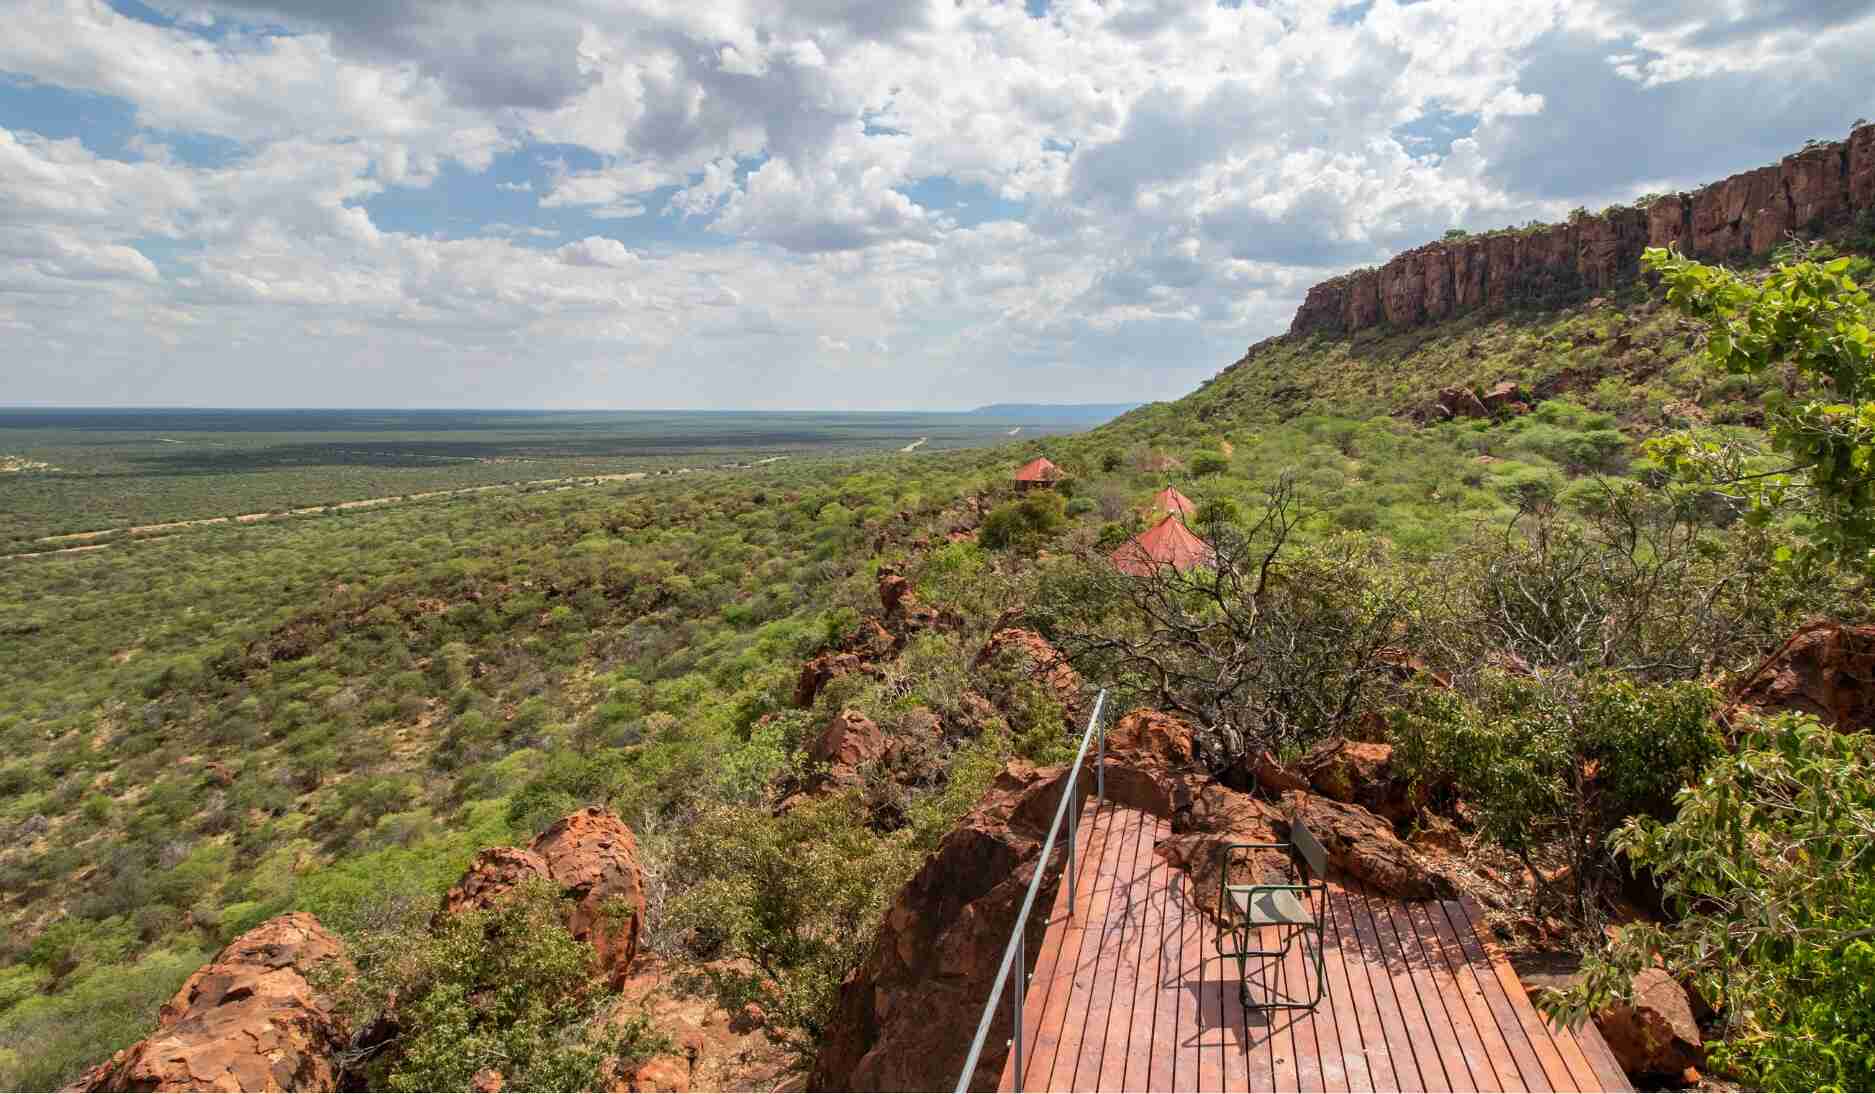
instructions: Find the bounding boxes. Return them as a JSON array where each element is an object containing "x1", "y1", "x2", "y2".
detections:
[
  {"x1": 1390, "y1": 672, "x2": 1719, "y2": 916},
  {"x1": 0, "y1": 945, "x2": 208, "y2": 1090},
  {"x1": 665, "y1": 794, "x2": 913, "y2": 1060},
  {"x1": 1194, "y1": 498, "x2": 1240, "y2": 528},
  {"x1": 325, "y1": 879, "x2": 665, "y2": 1092},
  {"x1": 980, "y1": 491, "x2": 1065, "y2": 552},
  {"x1": 1556, "y1": 716, "x2": 1875, "y2": 1091}
]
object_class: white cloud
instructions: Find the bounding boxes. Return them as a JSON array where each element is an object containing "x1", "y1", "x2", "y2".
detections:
[{"x1": 2, "y1": 0, "x2": 1871, "y2": 408}]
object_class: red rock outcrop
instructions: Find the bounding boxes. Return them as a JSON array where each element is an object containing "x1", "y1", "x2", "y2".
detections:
[
  {"x1": 1438, "y1": 385, "x2": 1489, "y2": 419},
  {"x1": 531, "y1": 808, "x2": 649, "y2": 989},
  {"x1": 878, "y1": 568, "x2": 915, "y2": 617},
  {"x1": 1290, "y1": 123, "x2": 1875, "y2": 338},
  {"x1": 810, "y1": 761, "x2": 1072, "y2": 1092},
  {"x1": 811, "y1": 708, "x2": 887, "y2": 770},
  {"x1": 1594, "y1": 968, "x2": 1705, "y2": 1079},
  {"x1": 439, "y1": 808, "x2": 647, "y2": 989},
  {"x1": 877, "y1": 565, "x2": 962, "y2": 645},
  {"x1": 1480, "y1": 380, "x2": 1524, "y2": 414},
  {"x1": 1096, "y1": 708, "x2": 1207, "y2": 817},
  {"x1": 1726, "y1": 619, "x2": 1875, "y2": 733},
  {"x1": 794, "y1": 650, "x2": 878, "y2": 708},
  {"x1": 440, "y1": 845, "x2": 556, "y2": 918},
  {"x1": 1852, "y1": 124, "x2": 1875, "y2": 210},
  {"x1": 1227, "y1": 748, "x2": 1309, "y2": 795},
  {"x1": 603, "y1": 957, "x2": 792, "y2": 1094},
  {"x1": 1296, "y1": 737, "x2": 1418, "y2": 824},
  {"x1": 1281, "y1": 790, "x2": 1454, "y2": 900},
  {"x1": 70, "y1": 914, "x2": 349, "y2": 1092},
  {"x1": 973, "y1": 627, "x2": 1086, "y2": 728}
]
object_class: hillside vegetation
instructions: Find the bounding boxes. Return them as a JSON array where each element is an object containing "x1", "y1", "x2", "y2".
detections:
[{"x1": 5, "y1": 229, "x2": 1875, "y2": 1090}]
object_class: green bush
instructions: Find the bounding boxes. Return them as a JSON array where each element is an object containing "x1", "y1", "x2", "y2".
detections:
[
  {"x1": 325, "y1": 879, "x2": 665, "y2": 1092},
  {"x1": 1191, "y1": 453, "x2": 1229, "y2": 477},
  {"x1": 1390, "y1": 672, "x2": 1719, "y2": 916},
  {"x1": 979, "y1": 491, "x2": 1065, "y2": 552},
  {"x1": 665, "y1": 794, "x2": 913, "y2": 1060},
  {"x1": 1556, "y1": 716, "x2": 1875, "y2": 1091},
  {"x1": 0, "y1": 944, "x2": 208, "y2": 1089}
]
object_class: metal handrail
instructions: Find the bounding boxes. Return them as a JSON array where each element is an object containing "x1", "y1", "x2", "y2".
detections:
[{"x1": 952, "y1": 687, "x2": 1110, "y2": 1094}]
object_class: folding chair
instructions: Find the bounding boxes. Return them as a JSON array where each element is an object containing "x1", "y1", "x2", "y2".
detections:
[{"x1": 1214, "y1": 821, "x2": 1328, "y2": 1010}]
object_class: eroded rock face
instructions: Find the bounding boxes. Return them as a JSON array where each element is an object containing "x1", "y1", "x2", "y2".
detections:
[
  {"x1": 1728, "y1": 619, "x2": 1875, "y2": 733},
  {"x1": 1289, "y1": 124, "x2": 1874, "y2": 338},
  {"x1": 1297, "y1": 738, "x2": 1417, "y2": 824},
  {"x1": 531, "y1": 808, "x2": 649, "y2": 990},
  {"x1": 1851, "y1": 124, "x2": 1875, "y2": 211},
  {"x1": 810, "y1": 708, "x2": 887, "y2": 778},
  {"x1": 439, "y1": 809, "x2": 648, "y2": 990},
  {"x1": 71, "y1": 914, "x2": 349, "y2": 1092},
  {"x1": 974, "y1": 628, "x2": 1086, "y2": 729},
  {"x1": 1647, "y1": 194, "x2": 1691, "y2": 250},
  {"x1": 1280, "y1": 791, "x2": 1454, "y2": 900},
  {"x1": 1594, "y1": 968, "x2": 1704, "y2": 1080},
  {"x1": 810, "y1": 762, "x2": 1070, "y2": 1093}
]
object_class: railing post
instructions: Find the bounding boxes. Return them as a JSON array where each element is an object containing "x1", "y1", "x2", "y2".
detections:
[
  {"x1": 1065, "y1": 779, "x2": 1077, "y2": 919},
  {"x1": 1096, "y1": 712, "x2": 1106, "y2": 806},
  {"x1": 1012, "y1": 927, "x2": 1026, "y2": 1092}
]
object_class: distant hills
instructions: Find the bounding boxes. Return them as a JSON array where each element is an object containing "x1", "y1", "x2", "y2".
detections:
[{"x1": 966, "y1": 403, "x2": 1141, "y2": 424}]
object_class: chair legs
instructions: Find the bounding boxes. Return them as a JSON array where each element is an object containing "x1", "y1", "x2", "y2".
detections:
[{"x1": 1226, "y1": 924, "x2": 1326, "y2": 1011}]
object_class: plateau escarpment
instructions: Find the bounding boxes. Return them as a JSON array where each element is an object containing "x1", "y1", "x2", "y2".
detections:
[{"x1": 1290, "y1": 123, "x2": 1875, "y2": 337}]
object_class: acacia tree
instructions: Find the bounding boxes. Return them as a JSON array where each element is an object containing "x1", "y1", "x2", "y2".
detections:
[
  {"x1": 1643, "y1": 246, "x2": 1875, "y2": 572},
  {"x1": 1035, "y1": 477, "x2": 1419, "y2": 766}
]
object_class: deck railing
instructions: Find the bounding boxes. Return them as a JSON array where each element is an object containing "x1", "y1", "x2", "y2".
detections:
[{"x1": 953, "y1": 687, "x2": 1111, "y2": 1094}]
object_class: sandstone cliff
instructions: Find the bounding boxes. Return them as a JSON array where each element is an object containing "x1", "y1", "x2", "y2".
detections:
[{"x1": 1290, "y1": 123, "x2": 1875, "y2": 337}]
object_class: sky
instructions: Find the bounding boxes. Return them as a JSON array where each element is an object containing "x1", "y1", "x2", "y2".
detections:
[{"x1": 1, "y1": 0, "x2": 1871, "y2": 410}]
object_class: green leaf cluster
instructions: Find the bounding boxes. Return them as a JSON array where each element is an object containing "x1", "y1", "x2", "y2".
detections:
[
  {"x1": 1555, "y1": 716, "x2": 1875, "y2": 1091},
  {"x1": 1644, "y1": 247, "x2": 1875, "y2": 571}
]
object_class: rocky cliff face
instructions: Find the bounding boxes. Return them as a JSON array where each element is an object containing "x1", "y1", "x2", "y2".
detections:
[{"x1": 1291, "y1": 123, "x2": 1875, "y2": 337}]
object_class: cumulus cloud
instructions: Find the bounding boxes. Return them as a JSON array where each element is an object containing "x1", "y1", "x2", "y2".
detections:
[{"x1": 2, "y1": 0, "x2": 1871, "y2": 408}]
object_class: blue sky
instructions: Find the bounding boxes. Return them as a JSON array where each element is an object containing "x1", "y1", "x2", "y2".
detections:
[{"x1": 1, "y1": 0, "x2": 1870, "y2": 409}]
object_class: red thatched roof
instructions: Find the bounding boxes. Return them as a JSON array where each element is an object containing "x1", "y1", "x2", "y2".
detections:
[
  {"x1": 1110, "y1": 514, "x2": 1215, "y2": 576},
  {"x1": 1147, "y1": 486, "x2": 1196, "y2": 518},
  {"x1": 1014, "y1": 456, "x2": 1065, "y2": 482}
]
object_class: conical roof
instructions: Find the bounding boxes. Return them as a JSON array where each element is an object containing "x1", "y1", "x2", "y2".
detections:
[
  {"x1": 1014, "y1": 456, "x2": 1065, "y2": 482},
  {"x1": 1147, "y1": 486, "x2": 1196, "y2": 518},
  {"x1": 1110, "y1": 514, "x2": 1215, "y2": 576}
]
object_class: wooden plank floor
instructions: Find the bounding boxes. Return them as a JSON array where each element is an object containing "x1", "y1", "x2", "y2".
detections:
[{"x1": 997, "y1": 803, "x2": 1630, "y2": 1093}]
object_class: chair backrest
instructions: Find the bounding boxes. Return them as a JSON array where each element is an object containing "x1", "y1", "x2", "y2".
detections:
[{"x1": 1290, "y1": 820, "x2": 1328, "y2": 880}]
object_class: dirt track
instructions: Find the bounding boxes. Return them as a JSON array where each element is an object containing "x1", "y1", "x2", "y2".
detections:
[{"x1": 9, "y1": 471, "x2": 654, "y2": 561}]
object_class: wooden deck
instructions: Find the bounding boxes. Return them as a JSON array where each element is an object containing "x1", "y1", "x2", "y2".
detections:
[{"x1": 997, "y1": 803, "x2": 1630, "y2": 1093}]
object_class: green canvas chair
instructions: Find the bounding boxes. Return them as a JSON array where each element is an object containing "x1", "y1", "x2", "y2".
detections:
[{"x1": 1214, "y1": 821, "x2": 1328, "y2": 1010}]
